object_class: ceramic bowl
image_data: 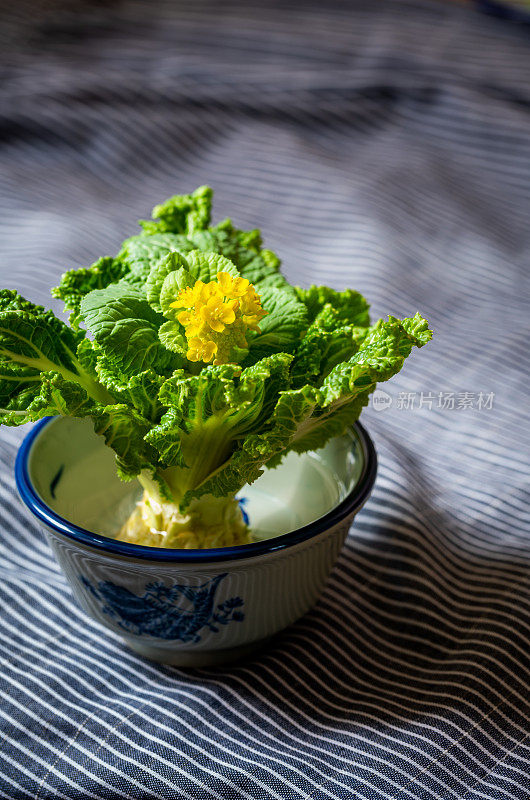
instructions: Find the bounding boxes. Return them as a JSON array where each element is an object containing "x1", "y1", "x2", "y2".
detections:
[{"x1": 15, "y1": 416, "x2": 377, "y2": 666}]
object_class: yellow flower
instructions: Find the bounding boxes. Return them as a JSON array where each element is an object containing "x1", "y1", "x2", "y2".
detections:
[
  {"x1": 176, "y1": 310, "x2": 203, "y2": 338},
  {"x1": 201, "y1": 282, "x2": 223, "y2": 303},
  {"x1": 176, "y1": 310, "x2": 194, "y2": 327},
  {"x1": 172, "y1": 271, "x2": 267, "y2": 364},
  {"x1": 199, "y1": 296, "x2": 237, "y2": 333},
  {"x1": 242, "y1": 314, "x2": 262, "y2": 332},
  {"x1": 239, "y1": 289, "x2": 267, "y2": 330},
  {"x1": 171, "y1": 280, "x2": 220, "y2": 310},
  {"x1": 187, "y1": 337, "x2": 218, "y2": 363},
  {"x1": 217, "y1": 271, "x2": 250, "y2": 299},
  {"x1": 239, "y1": 290, "x2": 262, "y2": 316},
  {"x1": 170, "y1": 284, "x2": 198, "y2": 310}
]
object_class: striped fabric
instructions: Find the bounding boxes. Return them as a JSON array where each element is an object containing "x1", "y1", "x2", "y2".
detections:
[{"x1": 1, "y1": 1, "x2": 529, "y2": 797}]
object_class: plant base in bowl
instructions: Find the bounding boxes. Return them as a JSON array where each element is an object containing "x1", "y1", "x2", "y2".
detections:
[{"x1": 16, "y1": 416, "x2": 377, "y2": 666}]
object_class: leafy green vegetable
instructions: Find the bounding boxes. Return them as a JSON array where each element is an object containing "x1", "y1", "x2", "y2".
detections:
[
  {"x1": 246, "y1": 287, "x2": 308, "y2": 362},
  {"x1": 51, "y1": 257, "x2": 129, "y2": 328},
  {"x1": 92, "y1": 403, "x2": 157, "y2": 480},
  {"x1": 139, "y1": 185, "x2": 213, "y2": 235},
  {"x1": 2, "y1": 188, "x2": 432, "y2": 548},
  {"x1": 79, "y1": 282, "x2": 180, "y2": 379},
  {"x1": 0, "y1": 290, "x2": 112, "y2": 425},
  {"x1": 118, "y1": 233, "x2": 194, "y2": 285},
  {"x1": 290, "y1": 306, "x2": 369, "y2": 389},
  {"x1": 295, "y1": 285, "x2": 371, "y2": 327},
  {"x1": 198, "y1": 219, "x2": 288, "y2": 289},
  {"x1": 144, "y1": 252, "x2": 191, "y2": 313}
]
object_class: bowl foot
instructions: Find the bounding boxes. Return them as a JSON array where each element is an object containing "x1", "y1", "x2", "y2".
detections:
[{"x1": 123, "y1": 637, "x2": 270, "y2": 667}]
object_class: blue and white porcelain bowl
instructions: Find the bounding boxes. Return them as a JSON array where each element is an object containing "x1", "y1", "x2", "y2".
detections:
[{"x1": 15, "y1": 417, "x2": 377, "y2": 666}]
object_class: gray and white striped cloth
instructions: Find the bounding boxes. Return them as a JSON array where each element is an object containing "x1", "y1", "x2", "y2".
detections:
[{"x1": 1, "y1": 1, "x2": 529, "y2": 798}]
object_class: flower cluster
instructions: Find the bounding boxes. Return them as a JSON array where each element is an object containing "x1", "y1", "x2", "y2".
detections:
[{"x1": 170, "y1": 271, "x2": 267, "y2": 364}]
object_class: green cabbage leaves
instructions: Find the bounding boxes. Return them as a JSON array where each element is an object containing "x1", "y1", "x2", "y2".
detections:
[{"x1": 1, "y1": 188, "x2": 432, "y2": 543}]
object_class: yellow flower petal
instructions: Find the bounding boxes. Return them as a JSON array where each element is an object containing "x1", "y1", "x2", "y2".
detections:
[
  {"x1": 231, "y1": 276, "x2": 250, "y2": 297},
  {"x1": 177, "y1": 310, "x2": 193, "y2": 326},
  {"x1": 219, "y1": 300, "x2": 237, "y2": 325},
  {"x1": 242, "y1": 314, "x2": 262, "y2": 332},
  {"x1": 216, "y1": 272, "x2": 234, "y2": 295},
  {"x1": 199, "y1": 297, "x2": 237, "y2": 333},
  {"x1": 177, "y1": 272, "x2": 266, "y2": 364},
  {"x1": 186, "y1": 322, "x2": 203, "y2": 338},
  {"x1": 204, "y1": 316, "x2": 225, "y2": 333},
  {"x1": 173, "y1": 286, "x2": 196, "y2": 309},
  {"x1": 186, "y1": 337, "x2": 218, "y2": 363},
  {"x1": 202, "y1": 340, "x2": 218, "y2": 361},
  {"x1": 240, "y1": 294, "x2": 263, "y2": 316},
  {"x1": 217, "y1": 271, "x2": 250, "y2": 299}
]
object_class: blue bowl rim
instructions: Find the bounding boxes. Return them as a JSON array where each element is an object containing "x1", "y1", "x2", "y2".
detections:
[{"x1": 15, "y1": 416, "x2": 377, "y2": 563}]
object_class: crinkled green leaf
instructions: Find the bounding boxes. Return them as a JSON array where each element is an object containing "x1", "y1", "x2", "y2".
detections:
[
  {"x1": 148, "y1": 358, "x2": 269, "y2": 475},
  {"x1": 0, "y1": 291, "x2": 112, "y2": 420},
  {"x1": 92, "y1": 404, "x2": 156, "y2": 480},
  {"x1": 149, "y1": 355, "x2": 293, "y2": 503},
  {"x1": 0, "y1": 290, "x2": 47, "y2": 314},
  {"x1": 246, "y1": 287, "x2": 308, "y2": 362},
  {"x1": 285, "y1": 391, "x2": 370, "y2": 457},
  {"x1": 233, "y1": 353, "x2": 293, "y2": 434},
  {"x1": 165, "y1": 219, "x2": 288, "y2": 289},
  {"x1": 237, "y1": 250, "x2": 283, "y2": 287},
  {"x1": 182, "y1": 384, "x2": 317, "y2": 504},
  {"x1": 181, "y1": 315, "x2": 432, "y2": 503},
  {"x1": 144, "y1": 252, "x2": 191, "y2": 313},
  {"x1": 148, "y1": 364, "x2": 243, "y2": 490},
  {"x1": 117, "y1": 370, "x2": 166, "y2": 421},
  {"x1": 118, "y1": 233, "x2": 195, "y2": 285},
  {"x1": 81, "y1": 340, "x2": 164, "y2": 420},
  {"x1": 291, "y1": 305, "x2": 369, "y2": 388},
  {"x1": 184, "y1": 231, "x2": 218, "y2": 253},
  {"x1": 75, "y1": 337, "x2": 99, "y2": 377},
  {"x1": 0, "y1": 292, "x2": 84, "y2": 372},
  {"x1": 184, "y1": 250, "x2": 239, "y2": 284},
  {"x1": 0, "y1": 362, "x2": 44, "y2": 426},
  {"x1": 79, "y1": 282, "x2": 179, "y2": 379},
  {"x1": 157, "y1": 321, "x2": 188, "y2": 355},
  {"x1": 198, "y1": 219, "x2": 286, "y2": 289},
  {"x1": 26, "y1": 372, "x2": 96, "y2": 419},
  {"x1": 210, "y1": 218, "x2": 263, "y2": 254},
  {"x1": 0, "y1": 293, "x2": 103, "y2": 424},
  {"x1": 159, "y1": 272, "x2": 194, "y2": 320},
  {"x1": 157, "y1": 355, "x2": 291, "y2": 440},
  {"x1": 295, "y1": 285, "x2": 371, "y2": 328},
  {"x1": 51, "y1": 257, "x2": 129, "y2": 327},
  {"x1": 144, "y1": 407, "x2": 186, "y2": 470},
  {"x1": 0, "y1": 371, "x2": 96, "y2": 427},
  {"x1": 139, "y1": 186, "x2": 212, "y2": 235},
  {"x1": 318, "y1": 315, "x2": 433, "y2": 407},
  {"x1": 400, "y1": 313, "x2": 433, "y2": 346},
  {"x1": 95, "y1": 359, "x2": 164, "y2": 437},
  {"x1": 157, "y1": 363, "x2": 243, "y2": 433}
]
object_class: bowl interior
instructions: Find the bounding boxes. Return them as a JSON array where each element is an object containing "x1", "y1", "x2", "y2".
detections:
[{"x1": 27, "y1": 417, "x2": 366, "y2": 542}]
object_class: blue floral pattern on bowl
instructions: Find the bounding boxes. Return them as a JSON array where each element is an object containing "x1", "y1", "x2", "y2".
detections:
[{"x1": 80, "y1": 573, "x2": 244, "y2": 642}]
